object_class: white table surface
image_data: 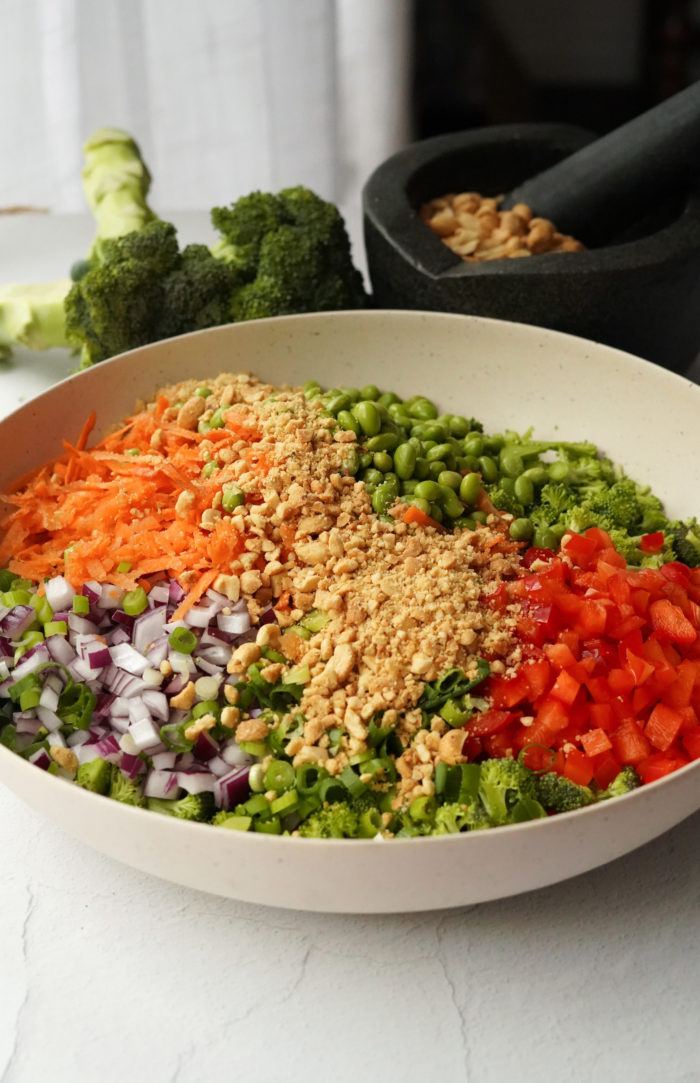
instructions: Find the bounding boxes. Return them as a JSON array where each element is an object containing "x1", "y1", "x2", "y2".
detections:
[{"x1": 1, "y1": 213, "x2": 699, "y2": 1083}]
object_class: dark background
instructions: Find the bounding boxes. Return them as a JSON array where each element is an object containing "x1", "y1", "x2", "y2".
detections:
[{"x1": 411, "y1": 0, "x2": 699, "y2": 139}]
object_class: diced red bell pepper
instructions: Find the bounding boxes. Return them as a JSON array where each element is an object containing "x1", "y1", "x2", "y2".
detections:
[
  {"x1": 649, "y1": 599, "x2": 697, "y2": 646},
  {"x1": 640, "y1": 531, "x2": 665, "y2": 554},
  {"x1": 580, "y1": 727, "x2": 613, "y2": 757},
  {"x1": 610, "y1": 718, "x2": 652, "y2": 764},
  {"x1": 645, "y1": 702, "x2": 684, "y2": 751},
  {"x1": 563, "y1": 748, "x2": 595, "y2": 786},
  {"x1": 549, "y1": 667, "x2": 581, "y2": 707}
]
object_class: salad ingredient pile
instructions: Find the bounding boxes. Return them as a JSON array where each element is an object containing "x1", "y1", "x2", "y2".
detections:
[
  {"x1": 0, "y1": 374, "x2": 698, "y2": 837},
  {"x1": 0, "y1": 128, "x2": 366, "y2": 366}
]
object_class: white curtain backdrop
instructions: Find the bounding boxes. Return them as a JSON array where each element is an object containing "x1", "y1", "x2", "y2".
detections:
[{"x1": 1, "y1": 0, "x2": 412, "y2": 244}]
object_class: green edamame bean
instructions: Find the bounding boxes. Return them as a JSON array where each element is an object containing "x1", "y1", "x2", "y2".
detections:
[
  {"x1": 324, "y1": 391, "x2": 353, "y2": 416},
  {"x1": 408, "y1": 497, "x2": 431, "y2": 516},
  {"x1": 360, "y1": 384, "x2": 381, "y2": 401},
  {"x1": 485, "y1": 433, "x2": 505, "y2": 453},
  {"x1": 500, "y1": 448, "x2": 524, "y2": 479},
  {"x1": 459, "y1": 472, "x2": 482, "y2": 505},
  {"x1": 478, "y1": 455, "x2": 499, "y2": 484},
  {"x1": 422, "y1": 440, "x2": 437, "y2": 453},
  {"x1": 337, "y1": 409, "x2": 360, "y2": 435},
  {"x1": 426, "y1": 442, "x2": 454, "y2": 464},
  {"x1": 514, "y1": 475, "x2": 535, "y2": 506},
  {"x1": 394, "y1": 442, "x2": 417, "y2": 480},
  {"x1": 420, "y1": 422, "x2": 448, "y2": 442},
  {"x1": 453, "y1": 516, "x2": 476, "y2": 531},
  {"x1": 522, "y1": 465, "x2": 549, "y2": 486},
  {"x1": 438, "y1": 485, "x2": 465, "y2": 519},
  {"x1": 438, "y1": 470, "x2": 462, "y2": 491},
  {"x1": 510, "y1": 518, "x2": 534, "y2": 542},
  {"x1": 366, "y1": 432, "x2": 400, "y2": 453},
  {"x1": 463, "y1": 435, "x2": 484, "y2": 457},
  {"x1": 361, "y1": 468, "x2": 384, "y2": 490},
  {"x1": 408, "y1": 436, "x2": 423, "y2": 452},
  {"x1": 448, "y1": 415, "x2": 470, "y2": 438},
  {"x1": 533, "y1": 526, "x2": 558, "y2": 549},
  {"x1": 302, "y1": 380, "x2": 320, "y2": 394},
  {"x1": 372, "y1": 478, "x2": 399, "y2": 515},
  {"x1": 413, "y1": 457, "x2": 430, "y2": 480},
  {"x1": 428, "y1": 461, "x2": 447, "y2": 480},
  {"x1": 377, "y1": 391, "x2": 401, "y2": 408},
  {"x1": 352, "y1": 400, "x2": 382, "y2": 436},
  {"x1": 472, "y1": 510, "x2": 487, "y2": 524},
  {"x1": 387, "y1": 403, "x2": 412, "y2": 427},
  {"x1": 359, "y1": 452, "x2": 373, "y2": 469},
  {"x1": 414, "y1": 479, "x2": 443, "y2": 502},
  {"x1": 373, "y1": 451, "x2": 394, "y2": 472},
  {"x1": 459, "y1": 455, "x2": 481, "y2": 473},
  {"x1": 499, "y1": 476, "x2": 516, "y2": 496},
  {"x1": 342, "y1": 449, "x2": 361, "y2": 476},
  {"x1": 401, "y1": 479, "x2": 419, "y2": 495},
  {"x1": 428, "y1": 502, "x2": 444, "y2": 522},
  {"x1": 548, "y1": 460, "x2": 570, "y2": 482},
  {"x1": 406, "y1": 397, "x2": 438, "y2": 420},
  {"x1": 339, "y1": 387, "x2": 361, "y2": 403}
]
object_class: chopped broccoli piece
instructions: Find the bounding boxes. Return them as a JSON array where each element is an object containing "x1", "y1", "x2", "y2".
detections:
[
  {"x1": 535, "y1": 771, "x2": 595, "y2": 813},
  {"x1": 211, "y1": 811, "x2": 252, "y2": 831},
  {"x1": 667, "y1": 519, "x2": 700, "y2": 568},
  {"x1": 486, "y1": 484, "x2": 524, "y2": 519},
  {"x1": 477, "y1": 757, "x2": 538, "y2": 825},
  {"x1": 297, "y1": 802, "x2": 360, "y2": 838},
  {"x1": 601, "y1": 765, "x2": 641, "y2": 799},
  {"x1": 146, "y1": 792, "x2": 216, "y2": 821},
  {"x1": 109, "y1": 765, "x2": 146, "y2": 807},
  {"x1": 75, "y1": 756, "x2": 112, "y2": 795}
]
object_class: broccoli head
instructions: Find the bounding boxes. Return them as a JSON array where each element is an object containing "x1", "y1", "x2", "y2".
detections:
[
  {"x1": 65, "y1": 221, "x2": 238, "y2": 367},
  {"x1": 212, "y1": 185, "x2": 367, "y2": 320},
  {"x1": 477, "y1": 758, "x2": 538, "y2": 825},
  {"x1": 146, "y1": 792, "x2": 216, "y2": 821},
  {"x1": 601, "y1": 765, "x2": 641, "y2": 799},
  {"x1": 667, "y1": 519, "x2": 700, "y2": 568},
  {"x1": 297, "y1": 801, "x2": 360, "y2": 838},
  {"x1": 109, "y1": 765, "x2": 146, "y2": 807},
  {"x1": 535, "y1": 771, "x2": 594, "y2": 813},
  {"x1": 75, "y1": 756, "x2": 112, "y2": 795}
]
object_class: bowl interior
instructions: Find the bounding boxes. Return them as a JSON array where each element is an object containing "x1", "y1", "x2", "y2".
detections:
[{"x1": 1, "y1": 310, "x2": 698, "y2": 912}]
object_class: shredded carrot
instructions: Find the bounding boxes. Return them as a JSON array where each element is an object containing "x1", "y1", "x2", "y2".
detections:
[
  {"x1": 0, "y1": 392, "x2": 268, "y2": 616},
  {"x1": 403, "y1": 506, "x2": 445, "y2": 531}
]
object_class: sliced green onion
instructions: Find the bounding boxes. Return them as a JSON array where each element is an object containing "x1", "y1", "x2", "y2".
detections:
[
  {"x1": 72, "y1": 594, "x2": 90, "y2": 615},
  {"x1": 168, "y1": 627, "x2": 197, "y2": 654},
  {"x1": 116, "y1": 561, "x2": 132, "y2": 574},
  {"x1": 122, "y1": 587, "x2": 148, "y2": 616},
  {"x1": 44, "y1": 620, "x2": 68, "y2": 637}
]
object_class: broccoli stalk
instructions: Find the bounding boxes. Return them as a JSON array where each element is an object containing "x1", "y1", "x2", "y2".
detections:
[{"x1": 0, "y1": 128, "x2": 156, "y2": 359}]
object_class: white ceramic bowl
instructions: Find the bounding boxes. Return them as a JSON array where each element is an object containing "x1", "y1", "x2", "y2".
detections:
[{"x1": 1, "y1": 310, "x2": 698, "y2": 913}]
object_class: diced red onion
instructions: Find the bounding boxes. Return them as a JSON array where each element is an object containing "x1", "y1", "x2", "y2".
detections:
[
  {"x1": 46, "y1": 635, "x2": 77, "y2": 665},
  {"x1": 196, "y1": 644, "x2": 233, "y2": 667},
  {"x1": 145, "y1": 637, "x2": 169, "y2": 667},
  {"x1": 214, "y1": 766, "x2": 251, "y2": 810},
  {"x1": 99, "y1": 583, "x2": 125, "y2": 609},
  {"x1": 133, "y1": 606, "x2": 167, "y2": 654},
  {"x1": 109, "y1": 641, "x2": 150, "y2": 675},
  {"x1": 35, "y1": 705, "x2": 63, "y2": 733},
  {"x1": 151, "y1": 751, "x2": 176, "y2": 770},
  {"x1": 120, "y1": 752, "x2": 145, "y2": 779},
  {"x1": 0, "y1": 636, "x2": 13, "y2": 659},
  {"x1": 45, "y1": 576, "x2": 75, "y2": 612},
  {"x1": 193, "y1": 730, "x2": 219, "y2": 762},
  {"x1": 194, "y1": 657, "x2": 228, "y2": 676},
  {"x1": 111, "y1": 610, "x2": 135, "y2": 632},
  {"x1": 95, "y1": 734, "x2": 122, "y2": 762},
  {"x1": 9, "y1": 642, "x2": 51, "y2": 679},
  {"x1": 39, "y1": 681, "x2": 60, "y2": 712},
  {"x1": 66, "y1": 730, "x2": 92, "y2": 748},
  {"x1": 29, "y1": 747, "x2": 52, "y2": 770},
  {"x1": 148, "y1": 583, "x2": 170, "y2": 606},
  {"x1": 68, "y1": 613, "x2": 99, "y2": 635},
  {"x1": 168, "y1": 580, "x2": 185, "y2": 606},
  {"x1": 163, "y1": 674, "x2": 187, "y2": 695},
  {"x1": 14, "y1": 713, "x2": 41, "y2": 736},
  {"x1": 176, "y1": 770, "x2": 216, "y2": 794},
  {"x1": 81, "y1": 581, "x2": 101, "y2": 605},
  {"x1": 216, "y1": 610, "x2": 251, "y2": 636},
  {"x1": 221, "y1": 739, "x2": 254, "y2": 767},
  {"x1": 258, "y1": 606, "x2": 276, "y2": 626},
  {"x1": 128, "y1": 716, "x2": 162, "y2": 752},
  {"x1": 142, "y1": 690, "x2": 169, "y2": 722},
  {"x1": 206, "y1": 755, "x2": 233, "y2": 778},
  {"x1": 47, "y1": 731, "x2": 66, "y2": 748},
  {"x1": 144, "y1": 769, "x2": 179, "y2": 799}
]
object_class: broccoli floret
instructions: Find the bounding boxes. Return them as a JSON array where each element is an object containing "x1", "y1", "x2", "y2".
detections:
[
  {"x1": 0, "y1": 128, "x2": 156, "y2": 360},
  {"x1": 297, "y1": 802, "x2": 360, "y2": 838},
  {"x1": 75, "y1": 756, "x2": 112, "y2": 795},
  {"x1": 65, "y1": 222, "x2": 238, "y2": 367},
  {"x1": 535, "y1": 771, "x2": 595, "y2": 813},
  {"x1": 585, "y1": 477, "x2": 665, "y2": 534},
  {"x1": 667, "y1": 519, "x2": 700, "y2": 568},
  {"x1": 109, "y1": 765, "x2": 146, "y2": 807},
  {"x1": 432, "y1": 802, "x2": 477, "y2": 834},
  {"x1": 537, "y1": 482, "x2": 575, "y2": 522},
  {"x1": 486, "y1": 485, "x2": 524, "y2": 519},
  {"x1": 477, "y1": 758, "x2": 538, "y2": 825},
  {"x1": 601, "y1": 765, "x2": 641, "y2": 799},
  {"x1": 211, "y1": 810, "x2": 253, "y2": 831},
  {"x1": 213, "y1": 185, "x2": 367, "y2": 320},
  {"x1": 146, "y1": 791, "x2": 216, "y2": 821}
]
